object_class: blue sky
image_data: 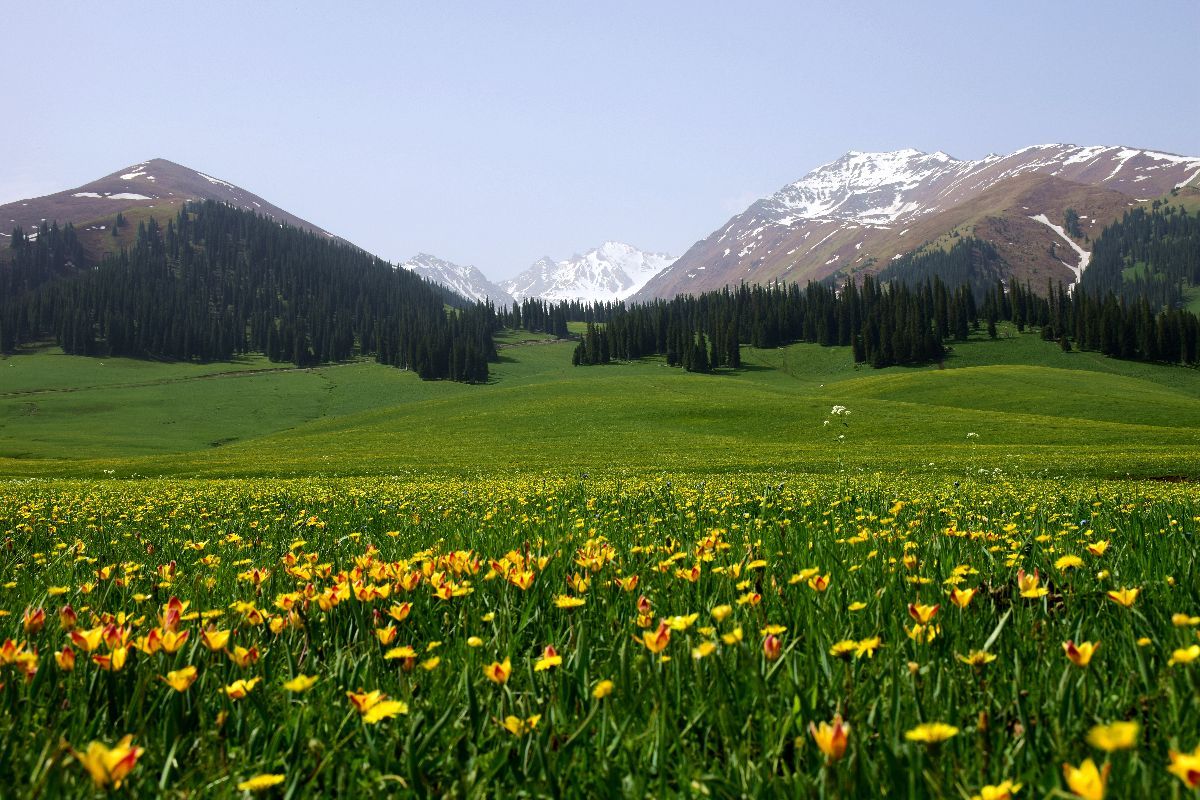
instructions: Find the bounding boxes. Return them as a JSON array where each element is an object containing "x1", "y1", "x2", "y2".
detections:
[{"x1": 3, "y1": 1, "x2": 1197, "y2": 279}]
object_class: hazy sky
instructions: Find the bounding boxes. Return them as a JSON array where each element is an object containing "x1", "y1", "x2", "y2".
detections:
[{"x1": 3, "y1": 1, "x2": 1198, "y2": 280}]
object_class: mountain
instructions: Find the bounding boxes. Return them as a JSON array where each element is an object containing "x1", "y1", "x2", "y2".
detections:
[
  {"x1": 637, "y1": 144, "x2": 1200, "y2": 299},
  {"x1": 504, "y1": 242, "x2": 675, "y2": 303},
  {"x1": 400, "y1": 253, "x2": 515, "y2": 305},
  {"x1": 0, "y1": 158, "x2": 340, "y2": 259}
]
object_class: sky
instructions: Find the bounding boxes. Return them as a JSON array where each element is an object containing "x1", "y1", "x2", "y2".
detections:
[{"x1": 3, "y1": 1, "x2": 1199, "y2": 281}]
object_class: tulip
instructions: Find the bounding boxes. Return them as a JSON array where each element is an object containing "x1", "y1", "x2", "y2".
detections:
[{"x1": 808, "y1": 714, "x2": 850, "y2": 761}]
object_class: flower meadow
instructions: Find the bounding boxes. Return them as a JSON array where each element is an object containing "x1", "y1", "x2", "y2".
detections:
[{"x1": 1, "y1": 475, "x2": 1198, "y2": 797}]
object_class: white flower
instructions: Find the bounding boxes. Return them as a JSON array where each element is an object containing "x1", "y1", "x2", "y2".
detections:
[
  {"x1": 966, "y1": 432, "x2": 979, "y2": 439},
  {"x1": 830, "y1": 405, "x2": 849, "y2": 416}
]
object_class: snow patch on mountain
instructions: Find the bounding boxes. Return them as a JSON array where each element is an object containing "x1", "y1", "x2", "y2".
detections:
[
  {"x1": 399, "y1": 253, "x2": 514, "y2": 305},
  {"x1": 1029, "y1": 213, "x2": 1091, "y2": 292},
  {"x1": 503, "y1": 242, "x2": 676, "y2": 303}
]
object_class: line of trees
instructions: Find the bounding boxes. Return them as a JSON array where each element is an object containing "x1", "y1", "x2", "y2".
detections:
[
  {"x1": 1078, "y1": 202, "x2": 1200, "y2": 309},
  {"x1": 1, "y1": 202, "x2": 497, "y2": 382}
]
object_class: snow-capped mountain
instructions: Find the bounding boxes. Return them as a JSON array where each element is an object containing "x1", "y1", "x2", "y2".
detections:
[
  {"x1": 638, "y1": 144, "x2": 1200, "y2": 299},
  {"x1": 0, "y1": 158, "x2": 340, "y2": 244},
  {"x1": 399, "y1": 253, "x2": 515, "y2": 305},
  {"x1": 503, "y1": 242, "x2": 676, "y2": 303}
]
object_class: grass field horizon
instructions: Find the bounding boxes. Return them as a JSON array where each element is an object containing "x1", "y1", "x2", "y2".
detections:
[{"x1": 3, "y1": 323, "x2": 1199, "y2": 480}]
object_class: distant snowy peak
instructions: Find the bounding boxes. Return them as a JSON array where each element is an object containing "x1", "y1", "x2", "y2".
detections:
[
  {"x1": 503, "y1": 242, "x2": 676, "y2": 303},
  {"x1": 763, "y1": 144, "x2": 1200, "y2": 228},
  {"x1": 400, "y1": 253, "x2": 514, "y2": 305}
]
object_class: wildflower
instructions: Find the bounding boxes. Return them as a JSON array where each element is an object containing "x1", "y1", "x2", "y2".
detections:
[
  {"x1": 1062, "y1": 758, "x2": 1109, "y2": 800},
  {"x1": 710, "y1": 605, "x2": 732, "y2": 622},
  {"x1": 829, "y1": 640, "x2": 858, "y2": 659},
  {"x1": 283, "y1": 674, "x2": 318, "y2": 692},
  {"x1": 1087, "y1": 721, "x2": 1139, "y2": 751},
  {"x1": 483, "y1": 658, "x2": 512, "y2": 683},
  {"x1": 500, "y1": 714, "x2": 541, "y2": 736},
  {"x1": 906, "y1": 623, "x2": 940, "y2": 645},
  {"x1": 71, "y1": 735, "x2": 143, "y2": 789},
  {"x1": 534, "y1": 645, "x2": 562, "y2": 671},
  {"x1": 58, "y1": 605, "x2": 78, "y2": 631},
  {"x1": 808, "y1": 714, "x2": 850, "y2": 761},
  {"x1": 55, "y1": 646, "x2": 76, "y2": 671},
  {"x1": 1085, "y1": 540, "x2": 1109, "y2": 557},
  {"x1": 640, "y1": 622, "x2": 671, "y2": 654},
  {"x1": 956, "y1": 650, "x2": 997, "y2": 668},
  {"x1": 855, "y1": 636, "x2": 882, "y2": 658},
  {"x1": 237, "y1": 774, "x2": 286, "y2": 792},
  {"x1": 1055, "y1": 555, "x2": 1084, "y2": 571},
  {"x1": 692, "y1": 641, "x2": 717, "y2": 659},
  {"x1": 553, "y1": 594, "x2": 586, "y2": 609},
  {"x1": 848, "y1": 601, "x2": 868, "y2": 612},
  {"x1": 808, "y1": 574, "x2": 831, "y2": 592},
  {"x1": 1168, "y1": 645, "x2": 1200, "y2": 666},
  {"x1": 70, "y1": 626, "x2": 105, "y2": 653},
  {"x1": 22, "y1": 607, "x2": 46, "y2": 635},
  {"x1": 200, "y1": 627, "x2": 231, "y2": 652},
  {"x1": 223, "y1": 677, "x2": 261, "y2": 700},
  {"x1": 969, "y1": 780, "x2": 1022, "y2": 800},
  {"x1": 375, "y1": 626, "x2": 398, "y2": 646},
  {"x1": 1106, "y1": 587, "x2": 1139, "y2": 608},
  {"x1": 762, "y1": 634, "x2": 782, "y2": 661},
  {"x1": 664, "y1": 613, "x2": 700, "y2": 631},
  {"x1": 467, "y1": 636, "x2": 484, "y2": 647},
  {"x1": 592, "y1": 679, "x2": 615, "y2": 699},
  {"x1": 1167, "y1": 744, "x2": 1200, "y2": 788},
  {"x1": 1063, "y1": 640, "x2": 1099, "y2": 667},
  {"x1": 1016, "y1": 569, "x2": 1048, "y2": 599},
  {"x1": 92, "y1": 646, "x2": 129, "y2": 672},
  {"x1": 905, "y1": 722, "x2": 959, "y2": 743},
  {"x1": 907, "y1": 603, "x2": 940, "y2": 624},
  {"x1": 721, "y1": 626, "x2": 744, "y2": 645},
  {"x1": 364, "y1": 700, "x2": 408, "y2": 723},
  {"x1": 1171, "y1": 613, "x2": 1200, "y2": 627},
  {"x1": 387, "y1": 602, "x2": 413, "y2": 622},
  {"x1": 384, "y1": 645, "x2": 418, "y2": 660},
  {"x1": 228, "y1": 645, "x2": 260, "y2": 668},
  {"x1": 949, "y1": 587, "x2": 976, "y2": 609},
  {"x1": 161, "y1": 665, "x2": 199, "y2": 692},
  {"x1": 737, "y1": 591, "x2": 762, "y2": 606}
]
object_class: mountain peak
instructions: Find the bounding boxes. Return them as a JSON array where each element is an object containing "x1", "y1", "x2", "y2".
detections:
[
  {"x1": 400, "y1": 253, "x2": 513, "y2": 305},
  {"x1": 503, "y1": 243, "x2": 676, "y2": 303}
]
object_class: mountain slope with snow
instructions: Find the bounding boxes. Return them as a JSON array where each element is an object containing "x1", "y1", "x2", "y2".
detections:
[
  {"x1": 638, "y1": 144, "x2": 1200, "y2": 299},
  {"x1": 400, "y1": 253, "x2": 515, "y2": 305},
  {"x1": 503, "y1": 242, "x2": 676, "y2": 303},
  {"x1": 0, "y1": 158, "x2": 340, "y2": 244}
]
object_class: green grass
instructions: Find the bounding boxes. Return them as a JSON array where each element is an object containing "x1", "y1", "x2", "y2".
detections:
[
  {"x1": 0, "y1": 475, "x2": 1196, "y2": 797},
  {"x1": 2, "y1": 324, "x2": 1199, "y2": 478}
]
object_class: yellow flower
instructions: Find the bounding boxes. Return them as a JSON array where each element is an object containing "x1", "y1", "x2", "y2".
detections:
[
  {"x1": 640, "y1": 622, "x2": 671, "y2": 654},
  {"x1": 1106, "y1": 587, "x2": 1139, "y2": 608},
  {"x1": 420, "y1": 656, "x2": 440, "y2": 671},
  {"x1": 71, "y1": 735, "x2": 144, "y2": 789},
  {"x1": 237, "y1": 774, "x2": 286, "y2": 792},
  {"x1": 1085, "y1": 540, "x2": 1109, "y2": 557},
  {"x1": 363, "y1": 700, "x2": 408, "y2": 724},
  {"x1": 970, "y1": 779, "x2": 1022, "y2": 800},
  {"x1": 956, "y1": 650, "x2": 997, "y2": 668},
  {"x1": 847, "y1": 601, "x2": 867, "y2": 612},
  {"x1": 907, "y1": 603, "x2": 940, "y2": 624},
  {"x1": 161, "y1": 665, "x2": 198, "y2": 692},
  {"x1": 829, "y1": 640, "x2": 858, "y2": 659},
  {"x1": 534, "y1": 645, "x2": 562, "y2": 671},
  {"x1": 904, "y1": 722, "x2": 959, "y2": 743},
  {"x1": 1167, "y1": 744, "x2": 1200, "y2": 788},
  {"x1": 1172, "y1": 613, "x2": 1200, "y2": 627},
  {"x1": 1055, "y1": 555, "x2": 1084, "y2": 571},
  {"x1": 949, "y1": 587, "x2": 976, "y2": 609},
  {"x1": 721, "y1": 626, "x2": 744, "y2": 645},
  {"x1": 200, "y1": 627, "x2": 231, "y2": 652},
  {"x1": 553, "y1": 594, "x2": 586, "y2": 609},
  {"x1": 223, "y1": 677, "x2": 261, "y2": 700},
  {"x1": 1063, "y1": 640, "x2": 1099, "y2": 668},
  {"x1": 1168, "y1": 645, "x2": 1200, "y2": 666},
  {"x1": 710, "y1": 605, "x2": 732, "y2": 622},
  {"x1": 808, "y1": 714, "x2": 850, "y2": 762},
  {"x1": 591, "y1": 679, "x2": 614, "y2": 699},
  {"x1": 384, "y1": 645, "x2": 418, "y2": 660},
  {"x1": 283, "y1": 674, "x2": 318, "y2": 692},
  {"x1": 1016, "y1": 569, "x2": 1048, "y2": 599},
  {"x1": 467, "y1": 636, "x2": 484, "y2": 647},
  {"x1": 500, "y1": 714, "x2": 541, "y2": 736},
  {"x1": 1087, "y1": 721, "x2": 1138, "y2": 752},
  {"x1": 808, "y1": 574, "x2": 831, "y2": 592},
  {"x1": 664, "y1": 613, "x2": 700, "y2": 631},
  {"x1": 855, "y1": 636, "x2": 881, "y2": 659},
  {"x1": 484, "y1": 658, "x2": 512, "y2": 683},
  {"x1": 1062, "y1": 758, "x2": 1109, "y2": 800},
  {"x1": 692, "y1": 641, "x2": 717, "y2": 659}
]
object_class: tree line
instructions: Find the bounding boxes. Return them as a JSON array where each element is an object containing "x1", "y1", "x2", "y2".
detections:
[{"x1": 1, "y1": 202, "x2": 497, "y2": 382}]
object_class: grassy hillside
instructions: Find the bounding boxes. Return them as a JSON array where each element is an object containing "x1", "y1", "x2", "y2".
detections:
[{"x1": 2, "y1": 325, "x2": 1198, "y2": 478}]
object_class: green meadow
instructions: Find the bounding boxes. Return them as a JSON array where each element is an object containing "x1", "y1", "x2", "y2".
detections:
[{"x1": 2, "y1": 324, "x2": 1198, "y2": 479}]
